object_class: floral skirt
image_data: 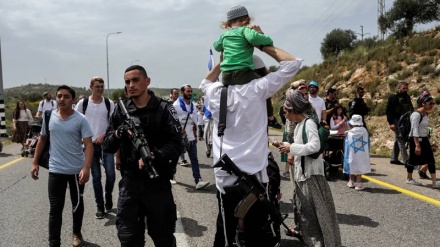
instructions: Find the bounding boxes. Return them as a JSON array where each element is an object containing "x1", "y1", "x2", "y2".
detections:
[
  {"x1": 294, "y1": 175, "x2": 341, "y2": 247},
  {"x1": 12, "y1": 121, "x2": 30, "y2": 144}
]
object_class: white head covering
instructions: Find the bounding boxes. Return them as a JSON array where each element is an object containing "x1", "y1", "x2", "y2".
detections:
[
  {"x1": 253, "y1": 55, "x2": 265, "y2": 69},
  {"x1": 349, "y1": 114, "x2": 364, "y2": 126}
]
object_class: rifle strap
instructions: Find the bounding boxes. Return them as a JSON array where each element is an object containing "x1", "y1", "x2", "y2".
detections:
[
  {"x1": 218, "y1": 86, "x2": 228, "y2": 156},
  {"x1": 182, "y1": 113, "x2": 190, "y2": 129}
]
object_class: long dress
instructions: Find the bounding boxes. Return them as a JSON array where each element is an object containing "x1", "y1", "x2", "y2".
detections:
[{"x1": 289, "y1": 118, "x2": 341, "y2": 247}]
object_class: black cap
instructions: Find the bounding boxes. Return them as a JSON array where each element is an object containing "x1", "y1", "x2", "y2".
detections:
[{"x1": 326, "y1": 88, "x2": 336, "y2": 95}]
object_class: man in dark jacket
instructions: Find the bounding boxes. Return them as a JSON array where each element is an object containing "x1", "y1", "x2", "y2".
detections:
[
  {"x1": 385, "y1": 81, "x2": 413, "y2": 165},
  {"x1": 103, "y1": 65, "x2": 182, "y2": 247},
  {"x1": 349, "y1": 86, "x2": 370, "y2": 128}
]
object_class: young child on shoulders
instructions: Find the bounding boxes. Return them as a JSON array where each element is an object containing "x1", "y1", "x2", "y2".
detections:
[
  {"x1": 214, "y1": 5, "x2": 281, "y2": 128},
  {"x1": 330, "y1": 104, "x2": 348, "y2": 135},
  {"x1": 343, "y1": 114, "x2": 371, "y2": 191}
]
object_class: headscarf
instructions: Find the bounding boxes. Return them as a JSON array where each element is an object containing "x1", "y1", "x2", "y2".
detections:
[
  {"x1": 417, "y1": 91, "x2": 433, "y2": 107},
  {"x1": 284, "y1": 88, "x2": 312, "y2": 113}
]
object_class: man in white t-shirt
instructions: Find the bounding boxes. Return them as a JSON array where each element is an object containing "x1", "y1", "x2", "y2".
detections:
[
  {"x1": 35, "y1": 92, "x2": 57, "y2": 118},
  {"x1": 75, "y1": 77, "x2": 116, "y2": 219},
  {"x1": 173, "y1": 84, "x2": 210, "y2": 190},
  {"x1": 307, "y1": 81, "x2": 327, "y2": 124}
]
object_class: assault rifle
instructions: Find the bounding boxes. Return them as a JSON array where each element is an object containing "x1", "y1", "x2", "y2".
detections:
[
  {"x1": 118, "y1": 99, "x2": 159, "y2": 178},
  {"x1": 214, "y1": 154, "x2": 300, "y2": 239}
]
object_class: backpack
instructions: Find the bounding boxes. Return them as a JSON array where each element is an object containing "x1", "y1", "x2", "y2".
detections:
[
  {"x1": 41, "y1": 100, "x2": 54, "y2": 108},
  {"x1": 82, "y1": 97, "x2": 111, "y2": 120},
  {"x1": 302, "y1": 117, "x2": 330, "y2": 159},
  {"x1": 398, "y1": 110, "x2": 422, "y2": 142}
]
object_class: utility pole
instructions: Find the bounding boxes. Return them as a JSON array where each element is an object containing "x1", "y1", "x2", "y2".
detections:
[
  {"x1": 356, "y1": 25, "x2": 370, "y2": 41},
  {"x1": 0, "y1": 37, "x2": 6, "y2": 138},
  {"x1": 378, "y1": 0, "x2": 386, "y2": 40}
]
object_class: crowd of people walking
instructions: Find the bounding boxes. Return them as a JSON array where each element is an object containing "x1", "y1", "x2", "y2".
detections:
[{"x1": 11, "y1": 4, "x2": 437, "y2": 247}]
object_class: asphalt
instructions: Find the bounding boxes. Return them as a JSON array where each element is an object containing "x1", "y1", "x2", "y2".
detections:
[{"x1": 1, "y1": 130, "x2": 440, "y2": 247}]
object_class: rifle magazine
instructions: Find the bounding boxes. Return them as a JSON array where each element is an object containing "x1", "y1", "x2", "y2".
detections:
[{"x1": 234, "y1": 193, "x2": 258, "y2": 219}]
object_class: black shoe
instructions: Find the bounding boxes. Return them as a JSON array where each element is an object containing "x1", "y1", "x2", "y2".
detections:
[
  {"x1": 418, "y1": 170, "x2": 430, "y2": 179},
  {"x1": 206, "y1": 150, "x2": 211, "y2": 158},
  {"x1": 95, "y1": 206, "x2": 106, "y2": 219},
  {"x1": 105, "y1": 194, "x2": 113, "y2": 211},
  {"x1": 390, "y1": 160, "x2": 404, "y2": 165},
  {"x1": 268, "y1": 117, "x2": 282, "y2": 129}
]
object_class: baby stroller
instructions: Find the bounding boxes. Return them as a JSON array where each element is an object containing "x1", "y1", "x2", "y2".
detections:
[
  {"x1": 22, "y1": 122, "x2": 42, "y2": 157},
  {"x1": 323, "y1": 130, "x2": 346, "y2": 180}
]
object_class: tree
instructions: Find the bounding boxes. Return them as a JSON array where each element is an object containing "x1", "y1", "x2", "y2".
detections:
[
  {"x1": 320, "y1": 28, "x2": 357, "y2": 59},
  {"x1": 379, "y1": 0, "x2": 440, "y2": 38}
]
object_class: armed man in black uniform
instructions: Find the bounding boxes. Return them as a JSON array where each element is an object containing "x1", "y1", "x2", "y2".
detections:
[{"x1": 103, "y1": 65, "x2": 182, "y2": 247}]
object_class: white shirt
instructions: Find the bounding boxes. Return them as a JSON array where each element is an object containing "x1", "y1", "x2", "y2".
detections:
[
  {"x1": 38, "y1": 99, "x2": 57, "y2": 112},
  {"x1": 308, "y1": 96, "x2": 326, "y2": 122},
  {"x1": 75, "y1": 97, "x2": 115, "y2": 142},
  {"x1": 200, "y1": 59, "x2": 302, "y2": 193},
  {"x1": 288, "y1": 118, "x2": 325, "y2": 182},
  {"x1": 173, "y1": 99, "x2": 198, "y2": 141}
]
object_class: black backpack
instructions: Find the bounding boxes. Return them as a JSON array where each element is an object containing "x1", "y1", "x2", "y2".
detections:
[
  {"x1": 398, "y1": 110, "x2": 422, "y2": 142},
  {"x1": 82, "y1": 97, "x2": 111, "y2": 120}
]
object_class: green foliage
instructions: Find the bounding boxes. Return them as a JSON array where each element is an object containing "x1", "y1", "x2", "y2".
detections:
[
  {"x1": 396, "y1": 70, "x2": 413, "y2": 80},
  {"x1": 320, "y1": 28, "x2": 357, "y2": 59},
  {"x1": 419, "y1": 65, "x2": 435, "y2": 75},
  {"x1": 365, "y1": 78, "x2": 381, "y2": 97},
  {"x1": 388, "y1": 62, "x2": 403, "y2": 74},
  {"x1": 419, "y1": 56, "x2": 435, "y2": 67},
  {"x1": 387, "y1": 78, "x2": 399, "y2": 90},
  {"x1": 410, "y1": 34, "x2": 440, "y2": 52},
  {"x1": 371, "y1": 99, "x2": 388, "y2": 116},
  {"x1": 379, "y1": 0, "x2": 440, "y2": 38}
]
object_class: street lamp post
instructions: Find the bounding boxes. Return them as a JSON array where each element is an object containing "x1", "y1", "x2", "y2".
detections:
[{"x1": 106, "y1": 32, "x2": 122, "y2": 98}]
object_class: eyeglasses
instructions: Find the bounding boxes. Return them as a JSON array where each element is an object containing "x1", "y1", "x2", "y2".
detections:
[{"x1": 429, "y1": 102, "x2": 436, "y2": 106}]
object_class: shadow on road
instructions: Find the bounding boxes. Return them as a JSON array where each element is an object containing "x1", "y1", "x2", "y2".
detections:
[
  {"x1": 363, "y1": 187, "x2": 401, "y2": 194},
  {"x1": 179, "y1": 217, "x2": 208, "y2": 237},
  {"x1": 337, "y1": 213, "x2": 379, "y2": 227},
  {"x1": 84, "y1": 242, "x2": 101, "y2": 247},
  {"x1": 176, "y1": 181, "x2": 217, "y2": 194},
  {"x1": 0, "y1": 153, "x2": 14, "y2": 157}
]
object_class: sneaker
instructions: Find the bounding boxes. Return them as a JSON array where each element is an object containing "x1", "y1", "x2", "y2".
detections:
[
  {"x1": 105, "y1": 194, "x2": 113, "y2": 211},
  {"x1": 95, "y1": 206, "x2": 106, "y2": 219},
  {"x1": 170, "y1": 176, "x2": 177, "y2": 185},
  {"x1": 418, "y1": 170, "x2": 430, "y2": 179},
  {"x1": 406, "y1": 179, "x2": 422, "y2": 186},
  {"x1": 355, "y1": 184, "x2": 365, "y2": 191},
  {"x1": 390, "y1": 160, "x2": 404, "y2": 165},
  {"x1": 347, "y1": 181, "x2": 355, "y2": 188},
  {"x1": 432, "y1": 183, "x2": 440, "y2": 189},
  {"x1": 180, "y1": 160, "x2": 189, "y2": 167},
  {"x1": 72, "y1": 233, "x2": 85, "y2": 247},
  {"x1": 195, "y1": 180, "x2": 210, "y2": 190},
  {"x1": 282, "y1": 171, "x2": 290, "y2": 178},
  {"x1": 268, "y1": 117, "x2": 282, "y2": 129}
]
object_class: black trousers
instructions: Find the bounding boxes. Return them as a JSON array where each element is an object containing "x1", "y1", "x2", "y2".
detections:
[
  {"x1": 48, "y1": 172, "x2": 85, "y2": 247},
  {"x1": 116, "y1": 175, "x2": 177, "y2": 247},
  {"x1": 213, "y1": 186, "x2": 278, "y2": 247}
]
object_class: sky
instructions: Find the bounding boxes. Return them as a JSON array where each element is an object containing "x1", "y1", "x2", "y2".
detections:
[{"x1": 0, "y1": 0, "x2": 437, "y2": 90}]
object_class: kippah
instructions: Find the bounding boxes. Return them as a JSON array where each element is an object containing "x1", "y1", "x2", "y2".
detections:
[{"x1": 227, "y1": 5, "x2": 248, "y2": 21}]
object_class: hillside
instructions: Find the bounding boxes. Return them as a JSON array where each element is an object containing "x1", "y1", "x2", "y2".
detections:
[{"x1": 272, "y1": 26, "x2": 440, "y2": 164}]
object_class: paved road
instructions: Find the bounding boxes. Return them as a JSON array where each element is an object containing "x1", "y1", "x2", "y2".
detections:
[{"x1": 1, "y1": 131, "x2": 440, "y2": 247}]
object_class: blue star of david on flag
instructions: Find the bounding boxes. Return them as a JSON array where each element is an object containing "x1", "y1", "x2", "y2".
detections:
[{"x1": 350, "y1": 135, "x2": 369, "y2": 154}]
